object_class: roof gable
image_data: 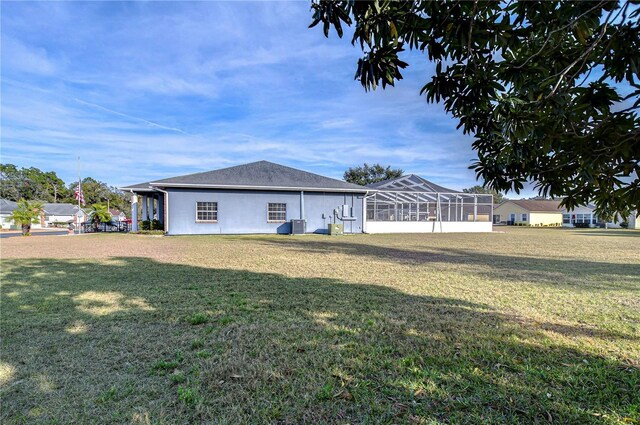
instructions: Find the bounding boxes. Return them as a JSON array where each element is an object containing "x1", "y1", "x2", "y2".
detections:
[
  {"x1": 366, "y1": 174, "x2": 458, "y2": 193},
  {"x1": 147, "y1": 161, "x2": 366, "y2": 192}
]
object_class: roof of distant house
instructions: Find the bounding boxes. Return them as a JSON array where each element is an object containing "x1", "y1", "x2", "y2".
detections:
[
  {"x1": 43, "y1": 203, "x2": 83, "y2": 216},
  {"x1": 122, "y1": 161, "x2": 366, "y2": 192},
  {"x1": 501, "y1": 199, "x2": 563, "y2": 212},
  {"x1": 0, "y1": 199, "x2": 18, "y2": 214},
  {"x1": 109, "y1": 208, "x2": 125, "y2": 216}
]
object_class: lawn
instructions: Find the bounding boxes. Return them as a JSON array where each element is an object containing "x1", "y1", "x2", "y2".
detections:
[{"x1": 1, "y1": 228, "x2": 639, "y2": 424}]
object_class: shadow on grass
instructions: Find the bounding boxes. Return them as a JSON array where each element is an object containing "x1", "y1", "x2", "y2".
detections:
[
  {"x1": 246, "y1": 237, "x2": 640, "y2": 291},
  {"x1": 1, "y1": 258, "x2": 638, "y2": 423},
  {"x1": 572, "y1": 230, "x2": 640, "y2": 238}
]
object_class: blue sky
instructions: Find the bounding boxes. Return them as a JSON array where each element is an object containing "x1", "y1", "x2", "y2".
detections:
[{"x1": 2, "y1": 1, "x2": 503, "y2": 191}]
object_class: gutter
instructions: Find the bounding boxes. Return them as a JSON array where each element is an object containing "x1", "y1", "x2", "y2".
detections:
[
  {"x1": 155, "y1": 187, "x2": 170, "y2": 235},
  {"x1": 147, "y1": 182, "x2": 368, "y2": 193}
]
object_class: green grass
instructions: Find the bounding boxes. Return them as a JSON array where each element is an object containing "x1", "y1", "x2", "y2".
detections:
[{"x1": 1, "y1": 227, "x2": 639, "y2": 423}]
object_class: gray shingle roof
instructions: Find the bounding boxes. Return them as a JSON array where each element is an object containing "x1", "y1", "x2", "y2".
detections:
[
  {"x1": 147, "y1": 161, "x2": 367, "y2": 192},
  {"x1": 366, "y1": 174, "x2": 458, "y2": 193},
  {"x1": 43, "y1": 203, "x2": 79, "y2": 216},
  {"x1": 0, "y1": 199, "x2": 18, "y2": 214},
  {"x1": 119, "y1": 182, "x2": 154, "y2": 191}
]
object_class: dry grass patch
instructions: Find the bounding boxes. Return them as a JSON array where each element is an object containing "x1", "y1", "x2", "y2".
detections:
[{"x1": 1, "y1": 228, "x2": 639, "y2": 423}]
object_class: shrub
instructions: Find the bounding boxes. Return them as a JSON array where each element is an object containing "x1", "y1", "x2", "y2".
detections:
[
  {"x1": 620, "y1": 222, "x2": 629, "y2": 229},
  {"x1": 140, "y1": 220, "x2": 151, "y2": 231},
  {"x1": 573, "y1": 222, "x2": 590, "y2": 228},
  {"x1": 151, "y1": 219, "x2": 163, "y2": 230}
]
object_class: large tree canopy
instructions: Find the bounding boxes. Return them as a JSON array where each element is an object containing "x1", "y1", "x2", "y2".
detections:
[
  {"x1": 0, "y1": 164, "x2": 68, "y2": 202},
  {"x1": 0, "y1": 164, "x2": 130, "y2": 215},
  {"x1": 344, "y1": 163, "x2": 404, "y2": 185},
  {"x1": 310, "y1": 0, "x2": 640, "y2": 217}
]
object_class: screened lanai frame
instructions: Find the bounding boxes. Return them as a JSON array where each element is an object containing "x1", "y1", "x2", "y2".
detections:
[{"x1": 365, "y1": 191, "x2": 493, "y2": 223}]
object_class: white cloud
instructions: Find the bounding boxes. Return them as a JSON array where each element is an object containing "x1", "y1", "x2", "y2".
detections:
[{"x1": 1, "y1": 37, "x2": 58, "y2": 75}]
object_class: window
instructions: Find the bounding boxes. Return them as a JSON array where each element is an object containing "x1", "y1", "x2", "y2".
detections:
[
  {"x1": 563, "y1": 213, "x2": 571, "y2": 224},
  {"x1": 521, "y1": 213, "x2": 528, "y2": 222},
  {"x1": 196, "y1": 202, "x2": 217, "y2": 222},
  {"x1": 267, "y1": 203, "x2": 286, "y2": 222},
  {"x1": 576, "y1": 213, "x2": 589, "y2": 224}
]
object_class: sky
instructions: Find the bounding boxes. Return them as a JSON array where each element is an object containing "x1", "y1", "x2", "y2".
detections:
[{"x1": 1, "y1": 1, "x2": 512, "y2": 192}]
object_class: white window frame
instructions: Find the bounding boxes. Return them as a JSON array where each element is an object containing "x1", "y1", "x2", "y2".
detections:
[
  {"x1": 195, "y1": 201, "x2": 218, "y2": 223},
  {"x1": 521, "y1": 213, "x2": 528, "y2": 222},
  {"x1": 267, "y1": 203, "x2": 287, "y2": 223}
]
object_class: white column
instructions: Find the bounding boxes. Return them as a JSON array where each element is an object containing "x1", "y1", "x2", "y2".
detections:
[{"x1": 131, "y1": 194, "x2": 139, "y2": 232}]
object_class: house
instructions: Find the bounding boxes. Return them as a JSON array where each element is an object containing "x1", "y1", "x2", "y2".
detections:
[
  {"x1": 493, "y1": 200, "x2": 563, "y2": 226},
  {"x1": 494, "y1": 199, "x2": 635, "y2": 228},
  {"x1": 121, "y1": 161, "x2": 493, "y2": 235},
  {"x1": 42, "y1": 203, "x2": 86, "y2": 227},
  {"x1": 0, "y1": 199, "x2": 18, "y2": 229},
  {"x1": 109, "y1": 209, "x2": 127, "y2": 222}
]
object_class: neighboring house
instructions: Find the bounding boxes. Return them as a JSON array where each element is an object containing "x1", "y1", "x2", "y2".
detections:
[
  {"x1": 0, "y1": 199, "x2": 18, "y2": 229},
  {"x1": 109, "y1": 209, "x2": 127, "y2": 221},
  {"x1": 493, "y1": 200, "x2": 563, "y2": 226},
  {"x1": 121, "y1": 161, "x2": 493, "y2": 235},
  {"x1": 1, "y1": 198, "x2": 46, "y2": 229},
  {"x1": 494, "y1": 199, "x2": 634, "y2": 228},
  {"x1": 42, "y1": 203, "x2": 86, "y2": 227},
  {"x1": 560, "y1": 204, "x2": 600, "y2": 227}
]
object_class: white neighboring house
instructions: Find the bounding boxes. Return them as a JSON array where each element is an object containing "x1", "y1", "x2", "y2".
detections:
[
  {"x1": 0, "y1": 199, "x2": 18, "y2": 229},
  {"x1": 626, "y1": 210, "x2": 640, "y2": 229},
  {"x1": 42, "y1": 203, "x2": 87, "y2": 227},
  {"x1": 560, "y1": 204, "x2": 601, "y2": 227},
  {"x1": 1, "y1": 199, "x2": 45, "y2": 229},
  {"x1": 560, "y1": 204, "x2": 639, "y2": 229}
]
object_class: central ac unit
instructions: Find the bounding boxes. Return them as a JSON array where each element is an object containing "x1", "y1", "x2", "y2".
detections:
[{"x1": 290, "y1": 219, "x2": 306, "y2": 235}]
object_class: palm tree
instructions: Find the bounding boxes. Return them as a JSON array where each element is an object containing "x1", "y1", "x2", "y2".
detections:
[
  {"x1": 88, "y1": 203, "x2": 112, "y2": 231},
  {"x1": 7, "y1": 199, "x2": 44, "y2": 236}
]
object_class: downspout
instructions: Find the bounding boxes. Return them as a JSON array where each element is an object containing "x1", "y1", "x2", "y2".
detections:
[
  {"x1": 155, "y1": 188, "x2": 170, "y2": 235},
  {"x1": 300, "y1": 191, "x2": 305, "y2": 220}
]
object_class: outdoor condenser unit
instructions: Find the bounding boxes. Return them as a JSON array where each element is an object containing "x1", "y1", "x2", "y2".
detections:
[{"x1": 290, "y1": 219, "x2": 306, "y2": 235}]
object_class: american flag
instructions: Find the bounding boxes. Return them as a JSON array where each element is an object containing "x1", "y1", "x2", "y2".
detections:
[{"x1": 74, "y1": 183, "x2": 85, "y2": 206}]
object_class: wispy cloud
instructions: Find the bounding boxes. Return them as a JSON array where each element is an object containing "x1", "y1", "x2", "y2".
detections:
[{"x1": 73, "y1": 98, "x2": 188, "y2": 134}]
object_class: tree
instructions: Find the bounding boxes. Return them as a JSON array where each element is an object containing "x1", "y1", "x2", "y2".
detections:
[
  {"x1": 88, "y1": 203, "x2": 112, "y2": 232},
  {"x1": 7, "y1": 199, "x2": 44, "y2": 236},
  {"x1": 344, "y1": 163, "x2": 404, "y2": 185},
  {"x1": 463, "y1": 185, "x2": 505, "y2": 204},
  {"x1": 309, "y1": 1, "x2": 640, "y2": 218},
  {"x1": 0, "y1": 164, "x2": 68, "y2": 202}
]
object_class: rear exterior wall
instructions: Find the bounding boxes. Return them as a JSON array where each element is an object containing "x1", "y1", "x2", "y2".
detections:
[{"x1": 165, "y1": 188, "x2": 365, "y2": 235}]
